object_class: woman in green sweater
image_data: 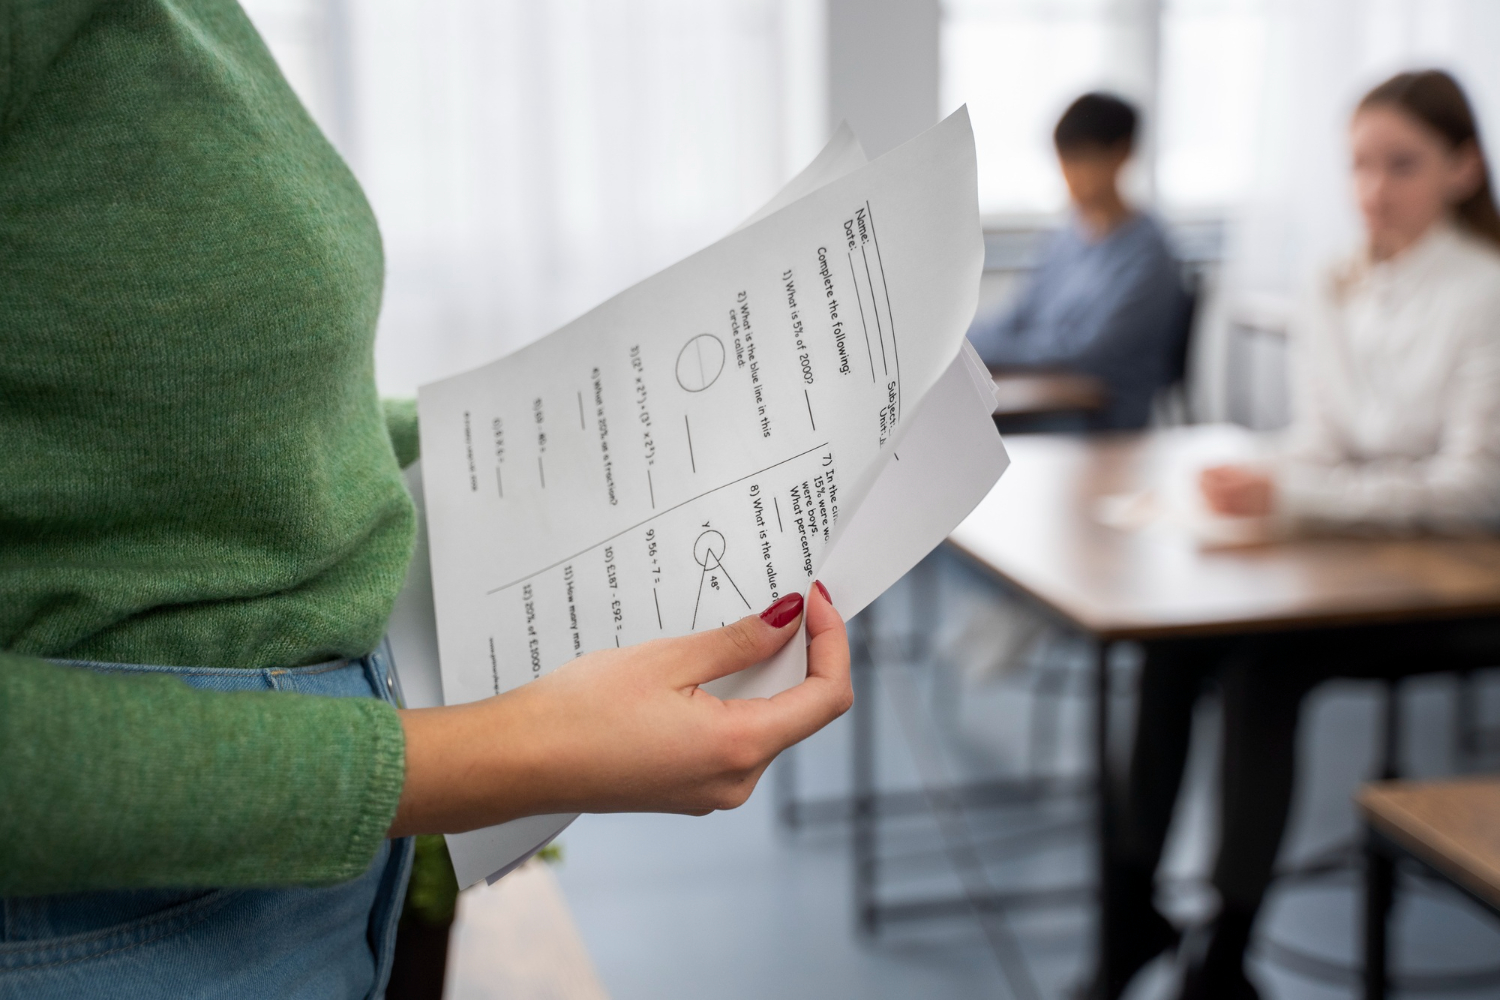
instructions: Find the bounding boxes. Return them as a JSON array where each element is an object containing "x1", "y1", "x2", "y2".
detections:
[{"x1": 0, "y1": 2, "x2": 852, "y2": 996}]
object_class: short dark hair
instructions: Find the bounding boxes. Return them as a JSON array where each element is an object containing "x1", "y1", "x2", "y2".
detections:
[{"x1": 1053, "y1": 93, "x2": 1137, "y2": 154}]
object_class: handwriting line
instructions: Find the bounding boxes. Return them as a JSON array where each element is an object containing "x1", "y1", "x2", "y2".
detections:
[
  {"x1": 865, "y1": 200, "x2": 901, "y2": 421},
  {"x1": 860, "y1": 243, "x2": 888, "y2": 377},
  {"x1": 847, "y1": 252, "x2": 876, "y2": 383}
]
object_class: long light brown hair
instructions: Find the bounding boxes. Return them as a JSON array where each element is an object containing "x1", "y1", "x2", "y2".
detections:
[{"x1": 1358, "y1": 70, "x2": 1500, "y2": 249}]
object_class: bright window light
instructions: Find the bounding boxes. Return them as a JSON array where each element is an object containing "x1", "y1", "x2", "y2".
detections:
[
  {"x1": 1157, "y1": 0, "x2": 1267, "y2": 210},
  {"x1": 943, "y1": 0, "x2": 1267, "y2": 216},
  {"x1": 942, "y1": 0, "x2": 1118, "y2": 217}
]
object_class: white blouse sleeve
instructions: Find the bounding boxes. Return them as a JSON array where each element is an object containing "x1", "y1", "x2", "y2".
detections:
[
  {"x1": 1279, "y1": 282, "x2": 1348, "y2": 468},
  {"x1": 1277, "y1": 280, "x2": 1500, "y2": 533}
]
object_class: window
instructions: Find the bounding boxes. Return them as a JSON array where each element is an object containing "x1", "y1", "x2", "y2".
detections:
[
  {"x1": 1157, "y1": 0, "x2": 1266, "y2": 211},
  {"x1": 942, "y1": 0, "x2": 1267, "y2": 217},
  {"x1": 942, "y1": 0, "x2": 1127, "y2": 217}
]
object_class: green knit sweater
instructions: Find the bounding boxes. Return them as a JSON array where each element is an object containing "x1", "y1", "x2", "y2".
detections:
[{"x1": 0, "y1": 0, "x2": 419, "y2": 894}]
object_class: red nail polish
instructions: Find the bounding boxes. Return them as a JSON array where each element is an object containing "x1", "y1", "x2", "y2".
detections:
[
  {"x1": 759, "y1": 592, "x2": 804, "y2": 628},
  {"x1": 814, "y1": 580, "x2": 831, "y2": 604}
]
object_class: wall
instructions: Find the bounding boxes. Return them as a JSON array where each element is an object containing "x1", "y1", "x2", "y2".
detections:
[{"x1": 826, "y1": 0, "x2": 941, "y2": 157}]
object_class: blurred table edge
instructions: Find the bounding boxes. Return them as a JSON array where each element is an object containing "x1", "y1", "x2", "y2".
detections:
[
  {"x1": 1359, "y1": 777, "x2": 1500, "y2": 1000},
  {"x1": 1358, "y1": 778, "x2": 1500, "y2": 909},
  {"x1": 950, "y1": 531, "x2": 1500, "y2": 642},
  {"x1": 990, "y1": 369, "x2": 1107, "y2": 418},
  {"x1": 946, "y1": 425, "x2": 1500, "y2": 642}
]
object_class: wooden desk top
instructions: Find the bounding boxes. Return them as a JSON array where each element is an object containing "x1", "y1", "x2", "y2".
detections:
[
  {"x1": 1359, "y1": 778, "x2": 1500, "y2": 910},
  {"x1": 948, "y1": 425, "x2": 1500, "y2": 641},
  {"x1": 991, "y1": 371, "x2": 1107, "y2": 418}
]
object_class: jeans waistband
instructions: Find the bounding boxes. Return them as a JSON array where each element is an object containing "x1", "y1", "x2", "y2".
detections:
[{"x1": 47, "y1": 638, "x2": 403, "y2": 707}]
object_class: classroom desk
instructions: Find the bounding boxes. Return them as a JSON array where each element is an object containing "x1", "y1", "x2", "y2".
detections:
[
  {"x1": 945, "y1": 424, "x2": 1500, "y2": 978},
  {"x1": 1358, "y1": 777, "x2": 1500, "y2": 1000},
  {"x1": 990, "y1": 370, "x2": 1107, "y2": 421},
  {"x1": 950, "y1": 425, "x2": 1500, "y2": 639}
]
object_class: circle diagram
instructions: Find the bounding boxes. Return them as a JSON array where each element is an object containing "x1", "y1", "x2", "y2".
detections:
[
  {"x1": 693, "y1": 530, "x2": 727, "y2": 568},
  {"x1": 676, "y1": 334, "x2": 725, "y2": 392}
]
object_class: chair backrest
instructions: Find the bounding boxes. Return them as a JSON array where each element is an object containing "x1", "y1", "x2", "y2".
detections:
[
  {"x1": 1164, "y1": 267, "x2": 1201, "y2": 390},
  {"x1": 1150, "y1": 267, "x2": 1202, "y2": 426}
]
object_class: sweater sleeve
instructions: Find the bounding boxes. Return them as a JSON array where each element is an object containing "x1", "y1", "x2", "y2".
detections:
[
  {"x1": 0, "y1": 0, "x2": 107, "y2": 130},
  {"x1": 383, "y1": 398, "x2": 421, "y2": 469},
  {"x1": 0, "y1": 653, "x2": 406, "y2": 895}
]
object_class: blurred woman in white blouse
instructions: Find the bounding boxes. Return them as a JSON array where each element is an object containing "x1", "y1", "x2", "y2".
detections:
[
  {"x1": 1203, "y1": 73, "x2": 1500, "y2": 530},
  {"x1": 1090, "y1": 70, "x2": 1500, "y2": 1000}
]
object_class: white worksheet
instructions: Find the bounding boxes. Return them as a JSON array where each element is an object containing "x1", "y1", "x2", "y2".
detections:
[
  {"x1": 391, "y1": 348, "x2": 1006, "y2": 887},
  {"x1": 819, "y1": 342, "x2": 1007, "y2": 620},
  {"x1": 403, "y1": 110, "x2": 1007, "y2": 887},
  {"x1": 418, "y1": 108, "x2": 983, "y2": 707}
]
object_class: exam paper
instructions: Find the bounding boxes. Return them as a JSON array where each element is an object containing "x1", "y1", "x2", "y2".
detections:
[
  {"x1": 388, "y1": 461, "x2": 575, "y2": 885},
  {"x1": 418, "y1": 108, "x2": 983, "y2": 706},
  {"x1": 387, "y1": 124, "x2": 880, "y2": 889},
  {"x1": 819, "y1": 342, "x2": 1007, "y2": 620},
  {"x1": 392, "y1": 344, "x2": 1007, "y2": 887},
  {"x1": 407, "y1": 109, "x2": 1003, "y2": 887}
]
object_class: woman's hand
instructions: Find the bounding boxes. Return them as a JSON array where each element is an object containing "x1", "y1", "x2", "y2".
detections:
[
  {"x1": 1200, "y1": 464, "x2": 1275, "y2": 517},
  {"x1": 389, "y1": 583, "x2": 850, "y2": 836}
]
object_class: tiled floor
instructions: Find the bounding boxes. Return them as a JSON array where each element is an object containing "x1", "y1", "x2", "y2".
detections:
[{"x1": 552, "y1": 549, "x2": 1500, "y2": 1000}]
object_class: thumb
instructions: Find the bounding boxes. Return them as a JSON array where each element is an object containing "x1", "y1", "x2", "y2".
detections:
[{"x1": 671, "y1": 592, "x2": 805, "y2": 687}]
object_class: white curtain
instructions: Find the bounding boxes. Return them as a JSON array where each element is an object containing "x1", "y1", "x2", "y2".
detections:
[
  {"x1": 1227, "y1": 0, "x2": 1500, "y2": 297},
  {"x1": 242, "y1": 0, "x2": 825, "y2": 397},
  {"x1": 1189, "y1": 0, "x2": 1500, "y2": 422}
]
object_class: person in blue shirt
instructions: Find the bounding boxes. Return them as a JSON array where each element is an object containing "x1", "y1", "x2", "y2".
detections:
[{"x1": 968, "y1": 92, "x2": 1187, "y2": 429}]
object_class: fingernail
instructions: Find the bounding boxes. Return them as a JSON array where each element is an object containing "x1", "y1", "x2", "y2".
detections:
[
  {"x1": 814, "y1": 580, "x2": 831, "y2": 604},
  {"x1": 759, "y1": 592, "x2": 804, "y2": 629}
]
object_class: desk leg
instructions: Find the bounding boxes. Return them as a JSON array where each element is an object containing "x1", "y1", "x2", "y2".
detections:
[
  {"x1": 1363, "y1": 830, "x2": 1393, "y2": 1000},
  {"x1": 775, "y1": 743, "x2": 800, "y2": 828},
  {"x1": 1456, "y1": 669, "x2": 1479, "y2": 770},
  {"x1": 852, "y1": 613, "x2": 878, "y2": 936},
  {"x1": 1379, "y1": 679, "x2": 1402, "y2": 781},
  {"x1": 1361, "y1": 682, "x2": 1401, "y2": 999},
  {"x1": 1094, "y1": 640, "x2": 1116, "y2": 981}
]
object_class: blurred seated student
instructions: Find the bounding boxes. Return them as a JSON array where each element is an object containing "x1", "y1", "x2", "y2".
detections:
[
  {"x1": 1088, "y1": 71, "x2": 1500, "y2": 1000},
  {"x1": 967, "y1": 92, "x2": 1187, "y2": 429}
]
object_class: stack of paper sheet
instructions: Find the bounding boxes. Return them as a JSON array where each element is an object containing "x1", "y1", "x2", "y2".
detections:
[{"x1": 388, "y1": 109, "x2": 1009, "y2": 888}]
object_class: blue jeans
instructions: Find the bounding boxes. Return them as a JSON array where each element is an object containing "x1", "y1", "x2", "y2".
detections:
[{"x1": 0, "y1": 643, "x2": 414, "y2": 999}]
